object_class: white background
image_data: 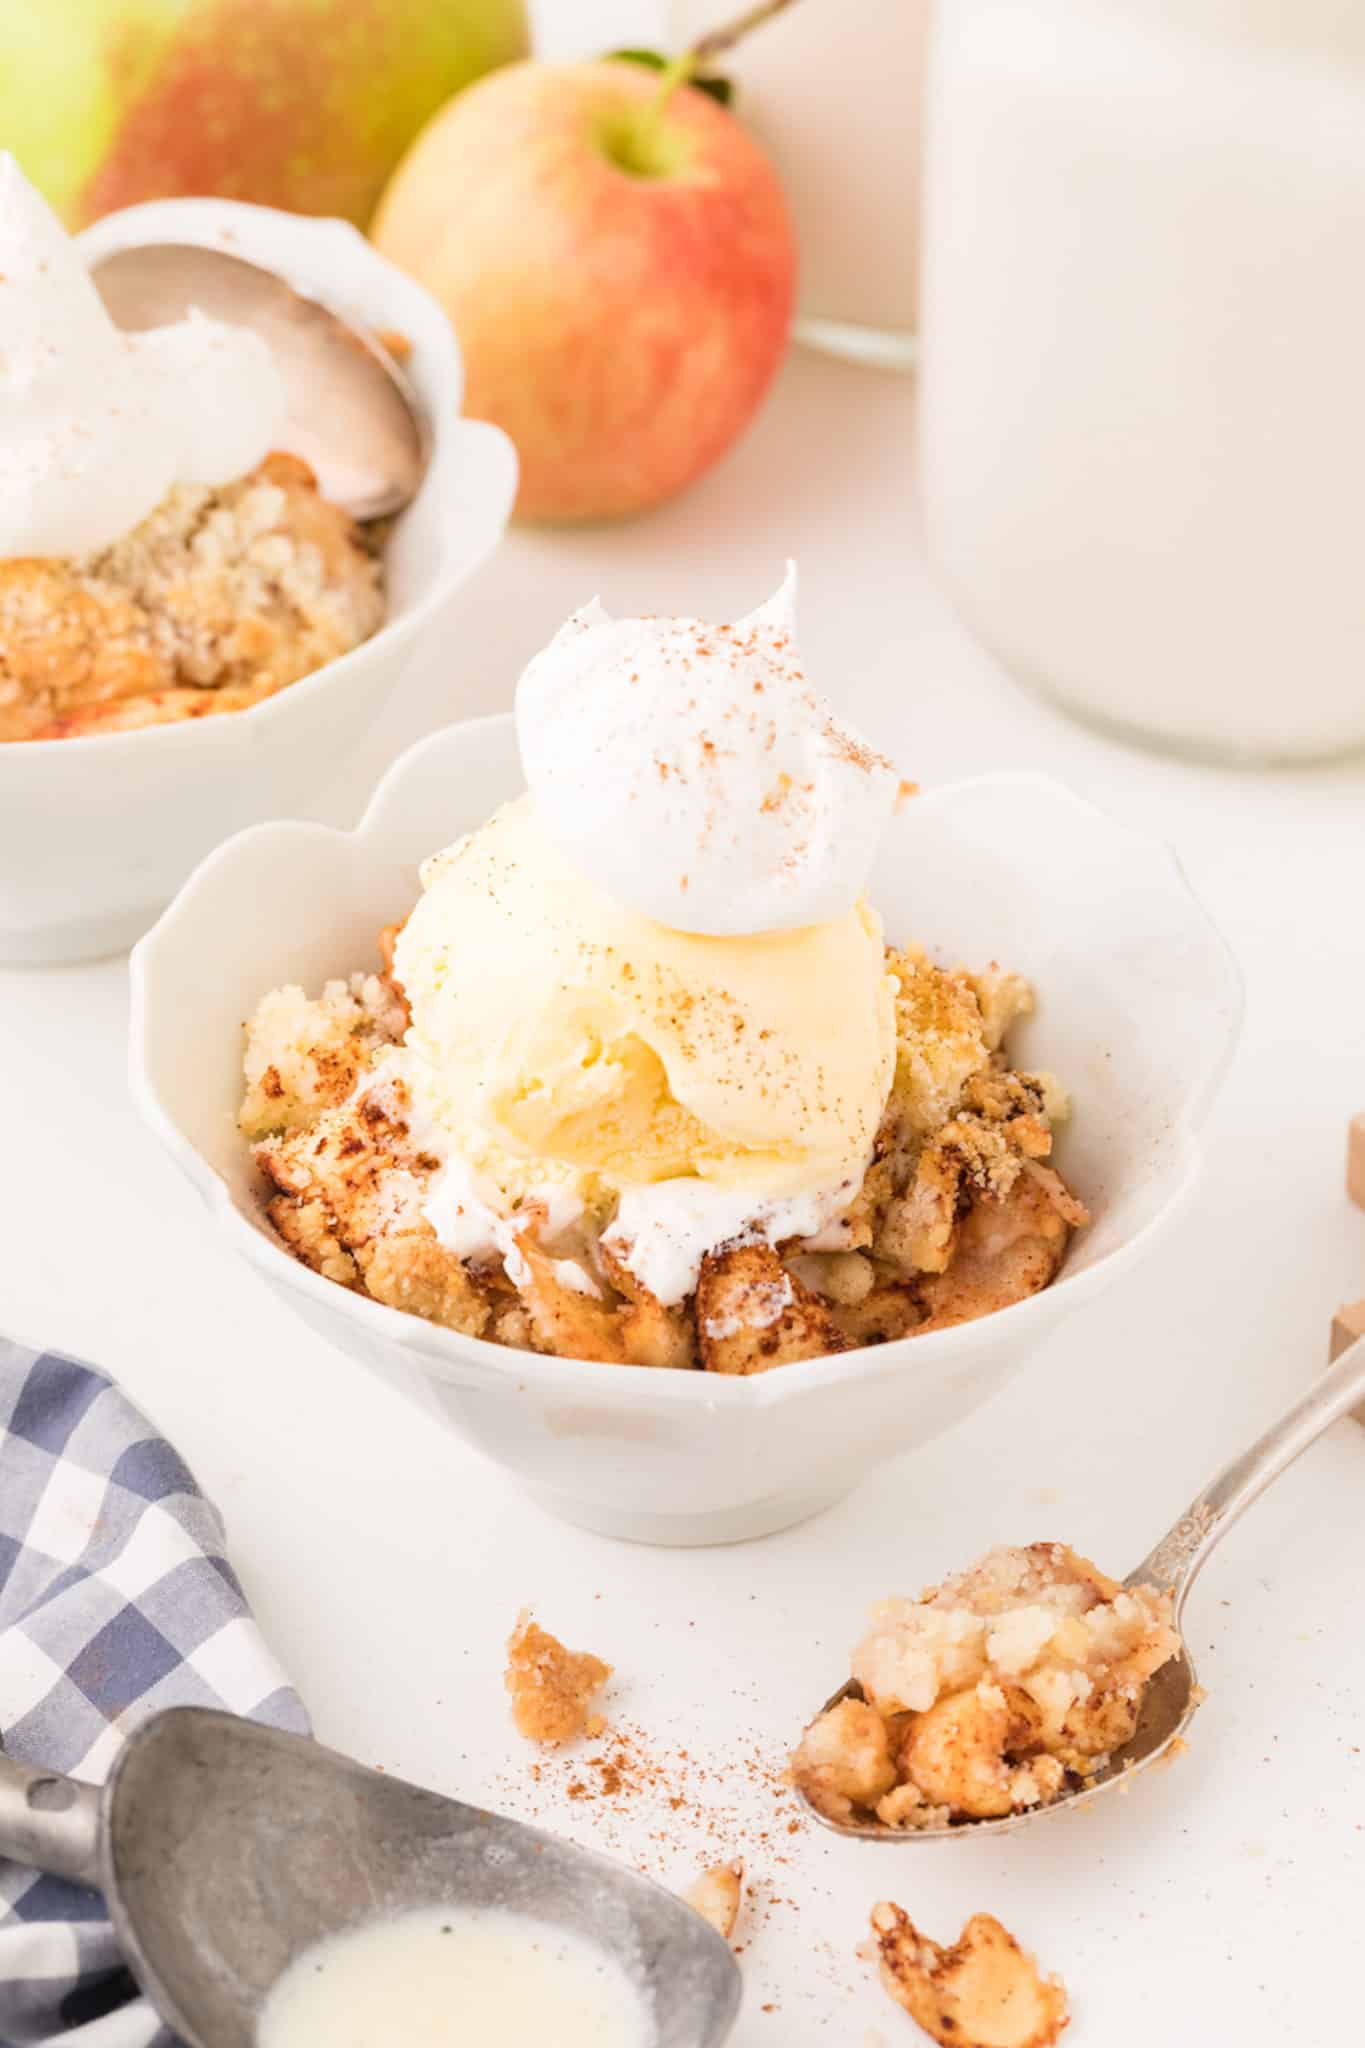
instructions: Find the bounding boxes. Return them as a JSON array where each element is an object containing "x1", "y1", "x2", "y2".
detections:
[{"x1": 4, "y1": 4, "x2": 1365, "y2": 2043}]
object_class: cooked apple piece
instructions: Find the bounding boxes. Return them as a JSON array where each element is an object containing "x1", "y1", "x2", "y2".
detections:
[
  {"x1": 684, "y1": 1858, "x2": 744, "y2": 1942},
  {"x1": 790, "y1": 1696, "x2": 898, "y2": 1827},
  {"x1": 870, "y1": 1903, "x2": 1068, "y2": 2048},
  {"x1": 916, "y1": 1175, "x2": 1073, "y2": 1333},
  {"x1": 697, "y1": 1240, "x2": 849, "y2": 1375}
]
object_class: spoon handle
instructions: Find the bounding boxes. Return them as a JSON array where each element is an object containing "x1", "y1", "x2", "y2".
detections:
[
  {"x1": 0, "y1": 1753, "x2": 102, "y2": 1886},
  {"x1": 1128, "y1": 1333, "x2": 1365, "y2": 1605}
]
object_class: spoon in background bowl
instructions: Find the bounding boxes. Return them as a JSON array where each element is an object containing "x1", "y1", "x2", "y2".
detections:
[
  {"x1": 90, "y1": 242, "x2": 429, "y2": 521},
  {"x1": 799, "y1": 1332, "x2": 1365, "y2": 1842}
]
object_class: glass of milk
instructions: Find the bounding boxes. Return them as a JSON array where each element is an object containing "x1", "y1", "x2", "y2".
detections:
[
  {"x1": 667, "y1": 0, "x2": 927, "y2": 368},
  {"x1": 919, "y1": 0, "x2": 1365, "y2": 762}
]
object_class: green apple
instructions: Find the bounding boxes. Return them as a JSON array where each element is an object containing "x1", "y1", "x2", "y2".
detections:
[{"x1": 1, "y1": 0, "x2": 528, "y2": 228}]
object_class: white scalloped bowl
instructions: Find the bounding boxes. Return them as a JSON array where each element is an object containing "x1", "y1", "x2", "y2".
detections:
[
  {"x1": 0, "y1": 199, "x2": 517, "y2": 965},
  {"x1": 129, "y1": 715, "x2": 1242, "y2": 1545}
]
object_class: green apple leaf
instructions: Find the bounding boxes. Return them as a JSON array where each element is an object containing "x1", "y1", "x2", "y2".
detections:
[{"x1": 606, "y1": 48, "x2": 735, "y2": 106}]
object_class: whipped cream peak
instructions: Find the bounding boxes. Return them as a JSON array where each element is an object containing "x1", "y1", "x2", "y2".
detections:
[
  {"x1": 734, "y1": 555, "x2": 798, "y2": 634},
  {"x1": 0, "y1": 154, "x2": 286, "y2": 559},
  {"x1": 515, "y1": 567, "x2": 903, "y2": 938}
]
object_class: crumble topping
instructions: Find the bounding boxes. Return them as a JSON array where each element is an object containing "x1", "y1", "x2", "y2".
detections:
[
  {"x1": 869, "y1": 1904, "x2": 1069, "y2": 2048},
  {"x1": 792, "y1": 1544, "x2": 1179, "y2": 1828},
  {"x1": 242, "y1": 930, "x2": 1087, "y2": 1369},
  {"x1": 889, "y1": 944, "x2": 1003, "y2": 1138},
  {"x1": 0, "y1": 452, "x2": 384, "y2": 741},
  {"x1": 504, "y1": 1612, "x2": 612, "y2": 1747},
  {"x1": 240, "y1": 973, "x2": 407, "y2": 1141}
]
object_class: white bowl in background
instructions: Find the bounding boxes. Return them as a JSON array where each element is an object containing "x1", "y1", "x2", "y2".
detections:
[
  {"x1": 0, "y1": 199, "x2": 516, "y2": 966},
  {"x1": 129, "y1": 716, "x2": 1243, "y2": 1546}
]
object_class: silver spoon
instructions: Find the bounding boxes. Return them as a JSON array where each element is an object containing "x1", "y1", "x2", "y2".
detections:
[
  {"x1": 800, "y1": 1332, "x2": 1365, "y2": 1841},
  {"x1": 90, "y1": 242, "x2": 429, "y2": 521},
  {"x1": 0, "y1": 1706, "x2": 740, "y2": 2048}
]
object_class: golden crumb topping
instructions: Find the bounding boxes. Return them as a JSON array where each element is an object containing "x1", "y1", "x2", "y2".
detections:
[
  {"x1": 504, "y1": 1612, "x2": 612, "y2": 1746},
  {"x1": 240, "y1": 973, "x2": 406, "y2": 1140},
  {"x1": 0, "y1": 453, "x2": 383, "y2": 741},
  {"x1": 886, "y1": 946, "x2": 994, "y2": 1137}
]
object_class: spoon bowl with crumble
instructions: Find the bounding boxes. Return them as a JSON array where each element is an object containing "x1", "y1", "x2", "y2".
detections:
[{"x1": 794, "y1": 1333, "x2": 1365, "y2": 1838}]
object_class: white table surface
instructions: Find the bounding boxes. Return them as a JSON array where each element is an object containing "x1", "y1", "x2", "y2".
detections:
[
  {"x1": 3, "y1": 341, "x2": 1363, "y2": 2045},
  {"x1": 7, "y1": 0, "x2": 1365, "y2": 2015}
]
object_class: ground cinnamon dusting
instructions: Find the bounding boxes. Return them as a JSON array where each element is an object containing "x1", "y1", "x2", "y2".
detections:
[{"x1": 488, "y1": 1711, "x2": 810, "y2": 1956}]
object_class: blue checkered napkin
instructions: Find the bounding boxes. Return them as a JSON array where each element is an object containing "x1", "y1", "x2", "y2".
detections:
[{"x1": 1, "y1": 1338, "x2": 310, "y2": 2048}]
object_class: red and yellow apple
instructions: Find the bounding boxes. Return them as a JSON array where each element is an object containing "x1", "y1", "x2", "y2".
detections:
[
  {"x1": 371, "y1": 58, "x2": 797, "y2": 523},
  {"x1": 1, "y1": 0, "x2": 528, "y2": 228}
]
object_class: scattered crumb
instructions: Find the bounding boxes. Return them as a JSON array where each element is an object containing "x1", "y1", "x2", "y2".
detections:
[
  {"x1": 486, "y1": 1694, "x2": 858, "y2": 2018},
  {"x1": 684, "y1": 1858, "x2": 744, "y2": 1941},
  {"x1": 504, "y1": 1611, "x2": 611, "y2": 1746},
  {"x1": 491, "y1": 1712, "x2": 805, "y2": 1918},
  {"x1": 869, "y1": 1902, "x2": 1068, "y2": 2048}
]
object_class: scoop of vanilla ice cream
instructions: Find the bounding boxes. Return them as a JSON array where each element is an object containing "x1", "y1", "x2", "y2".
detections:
[
  {"x1": 516, "y1": 565, "x2": 902, "y2": 937},
  {"x1": 394, "y1": 796, "x2": 896, "y2": 1217},
  {"x1": 0, "y1": 154, "x2": 285, "y2": 559}
]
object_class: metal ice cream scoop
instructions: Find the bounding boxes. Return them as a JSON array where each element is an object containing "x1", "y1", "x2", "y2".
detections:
[
  {"x1": 799, "y1": 1333, "x2": 1365, "y2": 1842},
  {"x1": 0, "y1": 1708, "x2": 740, "y2": 2048},
  {"x1": 90, "y1": 242, "x2": 428, "y2": 520}
]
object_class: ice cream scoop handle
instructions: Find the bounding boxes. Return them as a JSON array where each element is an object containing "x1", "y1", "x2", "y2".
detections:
[
  {"x1": 0, "y1": 1753, "x2": 102, "y2": 1885},
  {"x1": 1128, "y1": 1334, "x2": 1365, "y2": 1607}
]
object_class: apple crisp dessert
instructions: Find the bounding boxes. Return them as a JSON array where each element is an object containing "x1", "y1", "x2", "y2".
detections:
[
  {"x1": 239, "y1": 932, "x2": 1087, "y2": 1370},
  {"x1": 793, "y1": 1544, "x2": 1179, "y2": 1829},
  {"x1": 0, "y1": 453, "x2": 384, "y2": 741}
]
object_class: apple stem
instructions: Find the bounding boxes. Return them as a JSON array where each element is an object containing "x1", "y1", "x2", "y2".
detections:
[{"x1": 646, "y1": 0, "x2": 799, "y2": 117}]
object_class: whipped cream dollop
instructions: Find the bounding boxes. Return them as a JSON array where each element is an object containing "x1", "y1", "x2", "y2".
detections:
[
  {"x1": 0, "y1": 155, "x2": 286, "y2": 559},
  {"x1": 516, "y1": 565, "x2": 903, "y2": 937}
]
